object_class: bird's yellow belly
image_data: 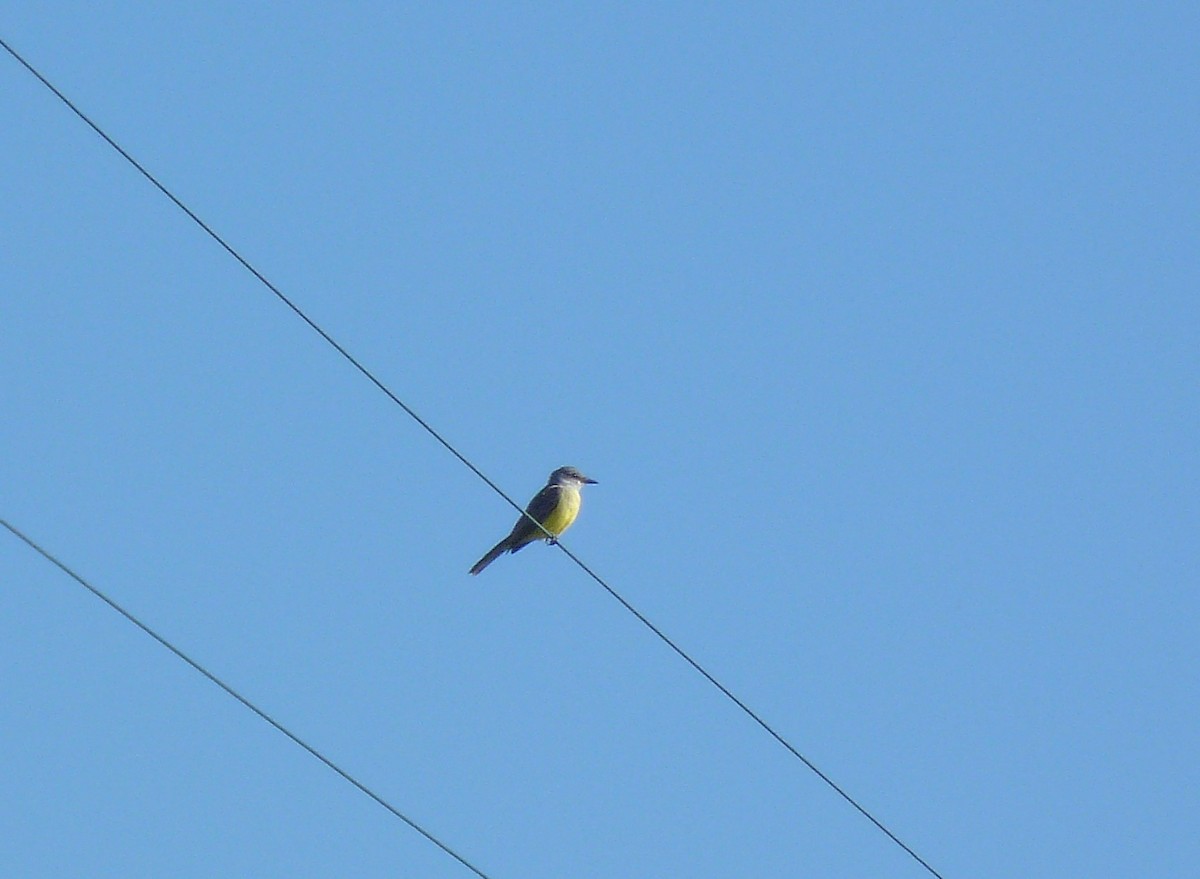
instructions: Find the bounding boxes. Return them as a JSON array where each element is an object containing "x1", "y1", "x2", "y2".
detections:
[{"x1": 540, "y1": 488, "x2": 581, "y2": 536}]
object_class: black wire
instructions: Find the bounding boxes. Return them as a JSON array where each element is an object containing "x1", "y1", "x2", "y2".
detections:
[
  {"x1": 0, "y1": 518, "x2": 496, "y2": 879},
  {"x1": 1, "y1": 37, "x2": 945, "y2": 879},
  {"x1": 0, "y1": 35, "x2": 531, "y2": 528},
  {"x1": 553, "y1": 543, "x2": 946, "y2": 877}
]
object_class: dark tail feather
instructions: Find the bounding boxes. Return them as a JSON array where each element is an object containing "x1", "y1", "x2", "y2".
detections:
[{"x1": 469, "y1": 540, "x2": 509, "y2": 575}]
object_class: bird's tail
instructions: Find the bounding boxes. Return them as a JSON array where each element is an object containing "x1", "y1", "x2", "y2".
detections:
[{"x1": 469, "y1": 539, "x2": 510, "y2": 575}]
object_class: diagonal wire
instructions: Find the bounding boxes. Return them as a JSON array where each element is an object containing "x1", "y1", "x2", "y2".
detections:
[
  {"x1": 553, "y1": 542, "x2": 945, "y2": 877},
  {"x1": 1, "y1": 518, "x2": 496, "y2": 879},
  {"x1": 0, "y1": 35, "x2": 530, "y2": 528},
  {"x1": 1, "y1": 37, "x2": 945, "y2": 879}
]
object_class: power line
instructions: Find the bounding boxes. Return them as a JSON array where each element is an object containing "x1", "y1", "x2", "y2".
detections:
[
  {"x1": 553, "y1": 543, "x2": 945, "y2": 876},
  {"x1": 1, "y1": 518, "x2": 496, "y2": 879},
  {"x1": 1, "y1": 37, "x2": 945, "y2": 879},
  {"x1": 0, "y1": 35, "x2": 528, "y2": 526}
]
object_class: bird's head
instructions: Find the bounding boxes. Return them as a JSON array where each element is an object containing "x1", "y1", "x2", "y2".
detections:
[{"x1": 550, "y1": 466, "x2": 598, "y2": 486}]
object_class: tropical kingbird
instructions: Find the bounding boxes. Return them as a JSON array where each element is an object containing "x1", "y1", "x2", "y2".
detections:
[{"x1": 469, "y1": 466, "x2": 598, "y2": 575}]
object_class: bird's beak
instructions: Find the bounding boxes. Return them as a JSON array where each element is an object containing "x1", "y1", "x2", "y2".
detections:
[{"x1": 584, "y1": 476, "x2": 598, "y2": 484}]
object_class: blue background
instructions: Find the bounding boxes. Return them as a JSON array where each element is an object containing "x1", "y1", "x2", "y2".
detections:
[{"x1": 3, "y1": 4, "x2": 1196, "y2": 877}]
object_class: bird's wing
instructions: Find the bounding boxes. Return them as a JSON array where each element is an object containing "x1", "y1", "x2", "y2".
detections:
[{"x1": 506, "y1": 484, "x2": 561, "y2": 551}]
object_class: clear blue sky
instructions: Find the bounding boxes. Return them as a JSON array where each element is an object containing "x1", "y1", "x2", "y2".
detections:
[{"x1": 3, "y1": 4, "x2": 1196, "y2": 877}]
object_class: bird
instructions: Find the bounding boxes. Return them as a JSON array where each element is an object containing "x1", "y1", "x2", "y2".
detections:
[{"x1": 469, "y1": 466, "x2": 598, "y2": 575}]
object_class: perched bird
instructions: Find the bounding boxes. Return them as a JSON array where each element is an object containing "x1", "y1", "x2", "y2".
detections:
[{"x1": 469, "y1": 466, "x2": 598, "y2": 575}]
